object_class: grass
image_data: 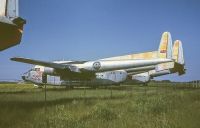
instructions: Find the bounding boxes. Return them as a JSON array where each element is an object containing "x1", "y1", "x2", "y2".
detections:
[{"x1": 0, "y1": 83, "x2": 200, "y2": 128}]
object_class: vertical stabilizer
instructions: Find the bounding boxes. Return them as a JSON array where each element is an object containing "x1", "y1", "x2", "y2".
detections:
[
  {"x1": 158, "y1": 32, "x2": 173, "y2": 59},
  {"x1": 0, "y1": 0, "x2": 26, "y2": 51},
  {"x1": 172, "y1": 40, "x2": 185, "y2": 75},
  {"x1": 6, "y1": 0, "x2": 19, "y2": 19},
  {"x1": 0, "y1": 0, "x2": 7, "y2": 16},
  {"x1": 0, "y1": 0, "x2": 19, "y2": 19},
  {"x1": 173, "y1": 40, "x2": 184, "y2": 65}
]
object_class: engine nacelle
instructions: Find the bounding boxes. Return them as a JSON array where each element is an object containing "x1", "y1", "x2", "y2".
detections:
[
  {"x1": 33, "y1": 65, "x2": 57, "y2": 75},
  {"x1": 44, "y1": 67, "x2": 57, "y2": 75},
  {"x1": 96, "y1": 70, "x2": 127, "y2": 83},
  {"x1": 131, "y1": 72, "x2": 150, "y2": 83}
]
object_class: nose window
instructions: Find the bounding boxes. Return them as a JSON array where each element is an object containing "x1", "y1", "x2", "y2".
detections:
[
  {"x1": 35, "y1": 68, "x2": 40, "y2": 71},
  {"x1": 32, "y1": 68, "x2": 40, "y2": 71}
]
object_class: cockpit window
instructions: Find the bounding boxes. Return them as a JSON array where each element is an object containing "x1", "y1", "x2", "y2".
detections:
[
  {"x1": 35, "y1": 68, "x2": 40, "y2": 71},
  {"x1": 31, "y1": 68, "x2": 40, "y2": 71}
]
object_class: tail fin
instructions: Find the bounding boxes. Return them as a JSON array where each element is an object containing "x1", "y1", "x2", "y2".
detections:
[
  {"x1": 173, "y1": 40, "x2": 184, "y2": 65},
  {"x1": 0, "y1": 0, "x2": 25, "y2": 28},
  {"x1": 158, "y1": 32, "x2": 173, "y2": 59},
  {"x1": 0, "y1": 0, "x2": 7, "y2": 16},
  {"x1": 155, "y1": 32, "x2": 173, "y2": 71},
  {"x1": 172, "y1": 40, "x2": 185, "y2": 75},
  {"x1": 0, "y1": 0, "x2": 19, "y2": 19}
]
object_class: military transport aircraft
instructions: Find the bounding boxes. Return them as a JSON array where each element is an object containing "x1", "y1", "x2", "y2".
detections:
[
  {"x1": 11, "y1": 32, "x2": 185, "y2": 87},
  {"x1": 0, "y1": 0, "x2": 26, "y2": 51},
  {"x1": 102, "y1": 32, "x2": 186, "y2": 85},
  {"x1": 126, "y1": 40, "x2": 185, "y2": 85}
]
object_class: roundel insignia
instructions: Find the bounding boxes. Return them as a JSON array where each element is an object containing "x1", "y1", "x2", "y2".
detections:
[{"x1": 93, "y1": 62, "x2": 101, "y2": 70}]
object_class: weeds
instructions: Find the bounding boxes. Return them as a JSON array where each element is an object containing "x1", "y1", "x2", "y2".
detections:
[{"x1": 0, "y1": 84, "x2": 200, "y2": 128}]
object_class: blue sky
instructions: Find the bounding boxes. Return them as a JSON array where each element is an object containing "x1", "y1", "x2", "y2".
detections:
[{"x1": 0, "y1": 0, "x2": 199, "y2": 81}]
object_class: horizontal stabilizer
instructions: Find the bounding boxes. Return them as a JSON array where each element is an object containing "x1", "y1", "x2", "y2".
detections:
[{"x1": 155, "y1": 62, "x2": 174, "y2": 72}]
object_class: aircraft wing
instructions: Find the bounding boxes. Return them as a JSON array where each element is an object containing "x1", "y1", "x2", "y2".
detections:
[
  {"x1": 11, "y1": 57, "x2": 172, "y2": 74},
  {"x1": 10, "y1": 57, "x2": 78, "y2": 72}
]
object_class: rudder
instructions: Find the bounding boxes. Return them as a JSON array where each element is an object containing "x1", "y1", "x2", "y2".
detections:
[
  {"x1": 172, "y1": 40, "x2": 185, "y2": 75},
  {"x1": 173, "y1": 40, "x2": 184, "y2": 65}
]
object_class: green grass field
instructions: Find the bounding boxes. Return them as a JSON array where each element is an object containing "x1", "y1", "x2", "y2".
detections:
[{"x1": 0, "y1": 83, "x2": 200, "y2": 128}]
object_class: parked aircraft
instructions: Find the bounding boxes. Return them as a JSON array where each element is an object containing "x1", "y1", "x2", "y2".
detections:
[
  {"x1": 11, "y1": 32, "x2": 184, "y2": 87},
  {"x1": 101, "y1": 32, "x2": 185, "y2": 85},
  {"x1": 0, "y1": 0, "x2": 26, "y2": 51},
  {"x1": 128, "y1": 40, "x2": 185, "y2": 85}
]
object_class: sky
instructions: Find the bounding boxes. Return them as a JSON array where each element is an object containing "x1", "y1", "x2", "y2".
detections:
[{"x1": 0, "y1": 0, "x2": 200, "y2": 81}]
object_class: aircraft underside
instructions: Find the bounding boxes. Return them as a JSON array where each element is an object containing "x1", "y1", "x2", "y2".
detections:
[
  {"x1": 0, "y1": 21, "x2": 22, "y2": 51},
  {"x1": 26, "y1": 75, "x2": 119, "y2": 87},
  {"x1": 0, "y1": 0, "x2": 26, "y2": 51}
]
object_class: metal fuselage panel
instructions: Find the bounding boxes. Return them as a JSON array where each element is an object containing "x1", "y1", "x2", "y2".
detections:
[{"x1": 77, "y1": 59, "x2": 171, "y2": 72}]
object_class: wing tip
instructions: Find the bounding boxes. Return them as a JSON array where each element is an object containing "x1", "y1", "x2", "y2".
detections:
[
  {"x1": 10, "y1": 56, "x2": 25, "y2": 61},
  {"x1": 10, "y1": 57, "x2": 17, "y2": 61}
]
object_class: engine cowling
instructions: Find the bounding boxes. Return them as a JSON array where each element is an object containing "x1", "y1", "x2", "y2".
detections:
[
  {"x1": 43, "y1": 67, "x2": 57, "y2": 75},
  {"x1": 33, "y1": 65, "x2": 57, "y2": 75},
  {"x1": 131, "y1": 72, "x2": 150, "y2": 83},
  {"x1": 96, "y1": 70, "x2": 128, "y2": 83}
]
